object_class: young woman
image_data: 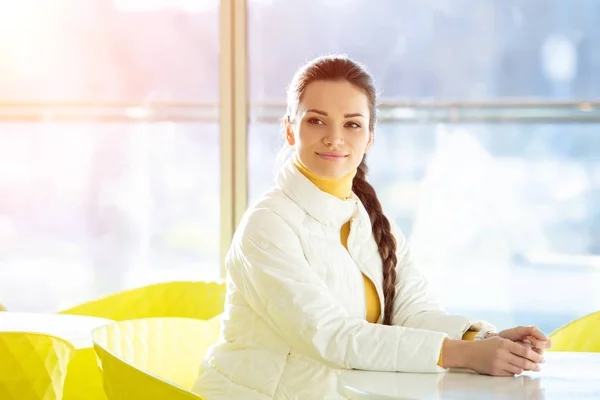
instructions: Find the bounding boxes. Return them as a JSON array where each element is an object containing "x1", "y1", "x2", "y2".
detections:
[{"x1": 193, "y1": 55, "x2": 551, "y2": 399}]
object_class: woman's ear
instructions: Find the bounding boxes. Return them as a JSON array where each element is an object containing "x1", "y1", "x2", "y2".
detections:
[{"x1": 285, "y1": 124, "x2": 296, "y2": 146}]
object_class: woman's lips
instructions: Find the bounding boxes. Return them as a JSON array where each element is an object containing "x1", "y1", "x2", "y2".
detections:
[{"x1": 317, "y1": 152, "x2": 348, "y2": 161}]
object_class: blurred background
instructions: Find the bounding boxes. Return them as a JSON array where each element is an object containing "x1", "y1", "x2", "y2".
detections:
[{"x1": 1, "y1": 0, "x2": 599, "y2": 334}]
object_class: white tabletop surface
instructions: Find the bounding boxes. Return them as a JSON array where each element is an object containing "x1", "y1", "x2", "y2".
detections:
[
  {"x1": 338, "y1": 352, "x2": 600, "y2": 400},
  {"x1": 0, "y1": 312, "x2": 113, "y2": 349}
]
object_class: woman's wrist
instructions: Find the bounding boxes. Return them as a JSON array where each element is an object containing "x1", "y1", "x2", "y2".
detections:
[{"x1": 441, "y1": 339, "x2": 470, "y2": 368}]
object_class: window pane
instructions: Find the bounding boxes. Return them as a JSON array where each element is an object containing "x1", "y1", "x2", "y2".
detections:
[
  {"x1": 0, "y1": 1, "x2": 219, "y2": 102},
  {"x1": 249, "y1": 0, "x2": 600, "y2": 101},
  {"x1": 0, "y1": 1, "x2": 220, "y2": 312},
  {"x1": 248, "y1": 0, "x2": 600, "y2": 333},
  {"x1": 0, "y1": 122, "x2": 220, "y2": 312}
]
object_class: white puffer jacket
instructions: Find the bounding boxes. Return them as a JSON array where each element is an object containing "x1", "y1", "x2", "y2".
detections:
[{"x1": 193, "y1": 161, "x2": 494, "y2": 399}]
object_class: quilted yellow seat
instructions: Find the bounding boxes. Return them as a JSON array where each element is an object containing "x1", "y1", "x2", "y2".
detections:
[
  {"x1": 60, "y1": 281, "x2": 225, "y2": 321},
  {"x1": 92, "y1": 317, "x2": 220, "y2": 399},
  {"x1": 549, "y1": 311, "x2": 600, "y2": 352},
  {"x1": 0, "y1": 332, "x2": 75, "y2": 400}
]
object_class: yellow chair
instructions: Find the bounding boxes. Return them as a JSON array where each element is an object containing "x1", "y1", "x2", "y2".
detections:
[
  {"x1": 60, "y1": 281, "x2": 225, "y2": 321},
  {"x1": 549, "y1": 311, "x2": 600, "y2": 352},
  {"x1": 92, "y1": 317, "x2": 220, "y2": 399},
  {"x1": 0, "y1": 332, "x2": 75, "y2": 400},
  {"x1": 63, "y1": 346, "x2": 107, "y2": 400},
  {"x1": 0, "y1": 302, "x2": 6, "y2": 311}
]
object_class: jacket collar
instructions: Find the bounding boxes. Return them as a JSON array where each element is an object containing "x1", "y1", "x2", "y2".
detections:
[{"x1": 277, "y1": 160, "x2": 360, "y2": 229}]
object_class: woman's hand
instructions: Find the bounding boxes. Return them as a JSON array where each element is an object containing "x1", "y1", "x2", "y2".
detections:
[
  {"x1": 492, "y1": 326, "x2": 552, "y2": 354},
  {"x1": 464, "y1": 336, "x2": 544, "y2": 376},
  {"x1": 442, "y1": 336, "x2": 544, "y2": 376}
]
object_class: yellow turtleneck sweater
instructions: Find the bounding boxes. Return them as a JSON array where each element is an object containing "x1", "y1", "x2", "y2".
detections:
[
  {"x1": 292, "y1": 156, "x2": 478, "y2": 367},
  {"x1": 293, "y1": 156, "x2": 381, "y2": 323}
]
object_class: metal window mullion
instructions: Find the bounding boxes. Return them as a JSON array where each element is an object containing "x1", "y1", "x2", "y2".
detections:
[
  {"x1": 219, "y1": 0, "x2": 234, "y2": 278},
  {"x1": 232, "y1": 0, "x2": 248, "y2": 231},
  {"x1": 220, "y1": 0, "x2": 248, "y2": 279}
]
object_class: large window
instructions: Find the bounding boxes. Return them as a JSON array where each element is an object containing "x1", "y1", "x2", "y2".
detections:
[
  {"x1": 2, "y1": 0, "x2": 599, "y2": 334},
  {"x1": 0, "y1": 1, "x2": 220, "y2": 311},
  {"x1": 248, "y1": 0, "x2": 600, "y2": 333}
]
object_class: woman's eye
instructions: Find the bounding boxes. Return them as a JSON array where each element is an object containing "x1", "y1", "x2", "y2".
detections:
[
  {"x1": 346, "y1": 121, "x2": 361, "y2": 129},
  {"x1": 308, "y1": 118, "x2": 324, "y2": 125}
]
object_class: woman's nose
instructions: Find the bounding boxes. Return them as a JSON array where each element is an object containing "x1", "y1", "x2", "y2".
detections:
[{"x1": 322, "y1": 126, "x2": 344, "y2": 146}]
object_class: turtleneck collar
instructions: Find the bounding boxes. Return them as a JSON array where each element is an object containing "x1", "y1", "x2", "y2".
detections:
[
  {"x1": 292, "y1": 154, "x2": 357, "y2": 200},
  {"x1": 275, "y1": 157, "x2": 358, "y2": 229}
]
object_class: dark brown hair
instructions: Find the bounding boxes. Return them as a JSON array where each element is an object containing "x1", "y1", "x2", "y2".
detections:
[{"x1": 284, "y1": 55, "x2": 397, "y2": 325}]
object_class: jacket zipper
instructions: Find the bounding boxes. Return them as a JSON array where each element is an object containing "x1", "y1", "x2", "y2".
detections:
[{"x1": 348, "y1": 218, "x2": 385, "y2": 324}]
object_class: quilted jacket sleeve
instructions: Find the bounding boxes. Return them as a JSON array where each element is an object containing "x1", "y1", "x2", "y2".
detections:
[
  {"x1": 390, "y1": 224, "x2": 496, "y2": 339},
  {"x1": 227, "y1": 208, "x2": 448, "y2": 373}
]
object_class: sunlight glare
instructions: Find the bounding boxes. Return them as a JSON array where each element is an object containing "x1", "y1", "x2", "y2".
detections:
[{"x1": 113, "y1": 0, "x2": 218, "y2": 13}]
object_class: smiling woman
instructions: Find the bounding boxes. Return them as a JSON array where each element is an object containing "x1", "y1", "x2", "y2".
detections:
[
  {"x1": 192, "y1": 55, "x2": 550, "y2": 400},
  {"x1": 284, "y1": 79, "x2": 373, "y2": 179}
]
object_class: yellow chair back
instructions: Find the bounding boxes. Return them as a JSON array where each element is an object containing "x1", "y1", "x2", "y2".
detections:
[
  {"x1": 0, "y1": 332, "x2": 75, "y2": 400},
  {"x1": 549, "y1": 311, "x2": 600, "y2": 352},
  {"x1": 92, "y1": 317, "x2": 220, "y2": 399},
  {"x1": 60, "y1": 281, "x2": 225, "y2": 321}
]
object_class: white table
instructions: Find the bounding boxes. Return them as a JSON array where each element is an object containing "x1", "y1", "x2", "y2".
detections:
[
  {"x1": 338, "y1": 352, "x2": 600, "y2": 399},
  {"x1": 0, "y1": 312, "x2": 113, "y2": 348}
]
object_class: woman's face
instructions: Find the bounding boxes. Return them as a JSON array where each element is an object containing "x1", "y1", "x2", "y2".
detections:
[{"x1": 287, "y1": 80, "x2": 373, "y2": 179}]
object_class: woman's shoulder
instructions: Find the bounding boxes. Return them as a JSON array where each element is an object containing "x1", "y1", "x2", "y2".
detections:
[{"x1": 236, "y1": 187, "x2": 306, "y2": 239}]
